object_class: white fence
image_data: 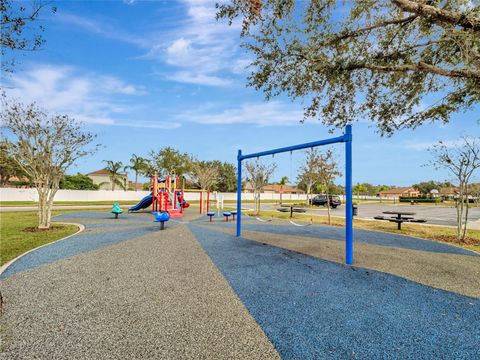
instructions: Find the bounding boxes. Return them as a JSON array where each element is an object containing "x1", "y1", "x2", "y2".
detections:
[
  {"x1": 0, "y1": 187, "x2": 384, "y2": 203},
  {"x1": 0, "y1": 188, "x2": 309, "y2": 202}
]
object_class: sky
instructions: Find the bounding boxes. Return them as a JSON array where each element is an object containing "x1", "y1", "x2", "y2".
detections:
[{"x1": 2, "y1": 0, "x2": 479, "y2": 186}]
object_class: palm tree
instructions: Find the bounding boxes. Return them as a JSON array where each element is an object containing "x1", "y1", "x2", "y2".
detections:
[
  {"x1": 279, "y1": 176, "x2": 289, "y2": 205},
  {"x1": 103, "y1": 160, "x2": 125, "y2": 191},
  {"x1": 279, "y1": 176, "x2": 289, "y2": 185},
  {"x1": 124, "y1": 154, "x2": 146, "y2": 191}
]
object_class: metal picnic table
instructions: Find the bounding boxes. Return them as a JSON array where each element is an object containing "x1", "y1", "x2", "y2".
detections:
[{"x1": 374, "y1": 211, "x2": 426, "y2": 230}]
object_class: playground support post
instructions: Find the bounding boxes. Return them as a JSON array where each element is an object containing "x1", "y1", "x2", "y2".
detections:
[
  {"x1": 236, "y1": 150, "x2": 242, "y2": 237},
  {"x1": 236, "y1": 125, "x2": 353, "y2": 265},
  {"x1": 345, "y1": 125, "x2": 353, "y2": 265}
]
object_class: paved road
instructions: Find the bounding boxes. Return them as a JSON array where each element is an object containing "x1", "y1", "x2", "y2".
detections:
[{"x1": 242, "y1": 202, "x2": 480, "y2": 228}]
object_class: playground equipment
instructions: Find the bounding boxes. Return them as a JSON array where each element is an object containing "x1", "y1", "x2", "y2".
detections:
[
  {"x1": 154, "y1": 211, "x2": 170, "y2": 230},
  {"x1": 150, "y1": 175, "x2": 189, "y2": 218},
  {"x1": 111, "y1": 202, "x2": 123, "y2": 219},
  {"x1": 223, "y1": 212, "x2": 232, "y2": 222},
  {"x1": 236, "y1": 125, "x2": 354, "y2": 265},
  {"x1": 199, "y1": 190, "x2": 211, "y2": 214},
  {"x1": 207, "y1": 212, "x2": 215, "y2": 222},
  {"x1": 129, "y1": 174, "x2": 190, "y2": 229}
]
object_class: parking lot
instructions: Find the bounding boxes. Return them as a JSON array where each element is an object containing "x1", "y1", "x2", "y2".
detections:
[{"x1": 243, "y1": 202, "x2": 480, "y2": 228}]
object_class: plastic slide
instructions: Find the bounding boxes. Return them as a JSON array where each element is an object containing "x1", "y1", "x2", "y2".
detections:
[{"x1": 128, "y1": 194, "x2": 153, "y2": 212}]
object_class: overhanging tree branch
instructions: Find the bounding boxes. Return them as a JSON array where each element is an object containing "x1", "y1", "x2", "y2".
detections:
[{"x1": 392, "y1": 0, "x2": 480, "y2": 31}]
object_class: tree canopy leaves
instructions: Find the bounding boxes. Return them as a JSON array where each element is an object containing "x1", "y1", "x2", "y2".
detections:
[{"x1": 217, "y1": 0, "x2": 480, "y2": 134}]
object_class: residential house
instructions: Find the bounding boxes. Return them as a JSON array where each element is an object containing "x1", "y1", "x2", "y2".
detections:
[
  {"x1": 378, "y1": 187, "x2": 420, "y2": 199},
  {"x1": 87, "y1": 169, "x2": 128, "y2": 191},
  {"x1": 438, "y1": 186, "x2": 459, "y2": 200}
]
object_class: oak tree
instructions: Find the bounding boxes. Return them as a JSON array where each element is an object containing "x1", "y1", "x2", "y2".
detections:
[{"x1": 217, "y1": 0, "x2": 480, "y2": 134}]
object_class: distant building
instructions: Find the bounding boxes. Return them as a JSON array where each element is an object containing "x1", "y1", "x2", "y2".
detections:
[
  {"x1": 243, "y1": 183, "x2": 305, "y2": 194},
  {"x1": 378, "y1": 187, "x2": 419, "y2": 198},
  {"x1": 2, "y1": 176, "x2": 31, "y2": 188},
  {"x1": 87, "y1": 169, "x2": 128, "y2": 190},
  {"x1": 438, "y1": 186, "x2": 459, "y2": 199},
  {"x1": 128, "y1": 181, "x2": 144, "y2": 191}
]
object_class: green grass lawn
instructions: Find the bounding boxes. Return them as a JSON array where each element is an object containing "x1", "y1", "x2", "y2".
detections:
[
  {"x1": 250, "y1": 210, "x2": 480, "y2": 253},
  {"x1": 0, "y1": 211, "x2": 81, "y2": 266}
]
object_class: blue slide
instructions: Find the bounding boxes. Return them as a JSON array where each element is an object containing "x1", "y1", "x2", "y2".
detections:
[{"x1": 128, "y1": 194, "x2": 153, "y2": 212}]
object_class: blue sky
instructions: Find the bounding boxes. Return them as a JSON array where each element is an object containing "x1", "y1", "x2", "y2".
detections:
[{"x1": 3, "y1": 0, "x2": 479, "y2": 186}]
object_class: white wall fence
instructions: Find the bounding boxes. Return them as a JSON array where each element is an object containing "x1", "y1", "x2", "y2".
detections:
[{"x1": 0, "y1": 187, "x2": 382, "y2": 203}]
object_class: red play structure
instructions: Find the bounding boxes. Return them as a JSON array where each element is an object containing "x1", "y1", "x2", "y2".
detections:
[{"x1": 151, "y1": 175, "x2": 190, "y2": 219}]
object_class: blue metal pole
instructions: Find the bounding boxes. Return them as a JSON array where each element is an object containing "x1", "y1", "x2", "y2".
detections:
[
  {"x1": 345, "y1": 125, "x2": 353, "y2": 265},
  {"x1": 236, "y1": 150, "x2": 242, "y2": 237}
]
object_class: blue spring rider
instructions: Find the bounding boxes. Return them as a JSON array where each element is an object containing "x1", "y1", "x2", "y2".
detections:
[
  {"x1": 154, "y1": 211, "x2": 170, "y2": 230},
  {"x1": 111, "y1": 202, "x2": 123, "y2": 219}
]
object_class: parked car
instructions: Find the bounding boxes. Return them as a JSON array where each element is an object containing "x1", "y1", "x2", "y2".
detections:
[{"x1": 310, "y1": 194, "x2": 342, "y2": 208}]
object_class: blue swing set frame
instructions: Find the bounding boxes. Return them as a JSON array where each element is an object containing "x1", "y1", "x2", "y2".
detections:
[{"x1": 236, "y1": 125, "x2": 354, "y2": 265}]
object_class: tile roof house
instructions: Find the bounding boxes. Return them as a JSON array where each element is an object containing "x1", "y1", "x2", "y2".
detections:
[
  {"x1": 87, "y1": 169, "x2": 128, "y2": 191},
  {"x1": 378, "y1": 187, "x2": 419, "y2": 198}
]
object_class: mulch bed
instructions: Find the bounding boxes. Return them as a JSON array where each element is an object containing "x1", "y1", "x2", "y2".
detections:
[
  {"x1": 435, "y1": 235, "x2": 480, "y2": 246},
  {"x1": 22, "y1": 226, "x2": 65, "y2": 233}
]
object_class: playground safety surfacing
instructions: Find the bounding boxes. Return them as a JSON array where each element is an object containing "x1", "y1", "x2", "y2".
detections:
[{"x1": 0, "y1": 212, "x2": 479, "y2": 359}]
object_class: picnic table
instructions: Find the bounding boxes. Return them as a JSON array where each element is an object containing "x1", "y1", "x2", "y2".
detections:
[{"x1": 374, "y1": 211, "x2": 426, "y2": 230}]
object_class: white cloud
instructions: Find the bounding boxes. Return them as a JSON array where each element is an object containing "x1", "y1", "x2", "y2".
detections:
[
  {"x1": 2, "y1": 64, "x2": 174, "y2": 129},
  {"x1": 165, "y1": 71, "x2": 232, "y2": 87},
  {"x1": 177, "y1": 101, "x2": 308, "y2": 126},
  {"x1": 58, "y1": 3, "x2": 249, "y2": 87}
]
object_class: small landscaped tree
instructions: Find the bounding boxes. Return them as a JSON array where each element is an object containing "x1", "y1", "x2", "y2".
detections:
[
  {"x1": 245, "y1": 159, "x2": 277, "y2": 213},
  {"x1": 103, "y1": 160, "x2": 126, "y2": 191},
  {"x1": 1, "y1": 100, "x2": 98, "y2": 228},
  {"x1": 190, "y1": 160, "x2": 219, "y2": 191},
  {"x1": 298, "y1": 148, "x2": 321, "y2": 206},
  {"x1": 428, "y1": 137, "x2": 480, "y2": 240},
  {"x1": 125, "y1": 154, "x2": 147, "y2": 191},
  {"x1": 317, "y1": 149, "x2": 341, "y2": 225}
]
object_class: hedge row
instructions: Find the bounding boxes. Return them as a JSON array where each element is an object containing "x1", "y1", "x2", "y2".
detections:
[{"x1": 399, "y1": 197, "x2": 442, "y2": 203}]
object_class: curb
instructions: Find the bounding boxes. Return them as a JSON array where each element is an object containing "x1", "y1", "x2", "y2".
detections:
[{"x1": 0, "y1": 222, "x2": 85, "y2": 278}]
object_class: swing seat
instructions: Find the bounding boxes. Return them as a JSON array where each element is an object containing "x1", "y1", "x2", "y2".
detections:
[{"x1": 289, "y1": 219, "x2": 313, "y2": 227}]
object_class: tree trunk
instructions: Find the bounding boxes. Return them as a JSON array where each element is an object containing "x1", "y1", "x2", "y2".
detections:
[
  {"x1": 325, "y1": 182, "x2": 331, "y2": 225},
  {"x1": 135, "y1": 171, "x2": 138, "y2": 191},
  {"x1": 306, "y1": 183, "x2": 312, "y2": 206}
]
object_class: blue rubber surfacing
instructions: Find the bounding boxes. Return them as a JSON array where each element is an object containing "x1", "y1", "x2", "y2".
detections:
[
  {"x1": 188, "y1": 224, "x2": 480, "y2": 359},
  {"x1": 203, "y1": 220, "x2": 476, "y2": 257}
]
